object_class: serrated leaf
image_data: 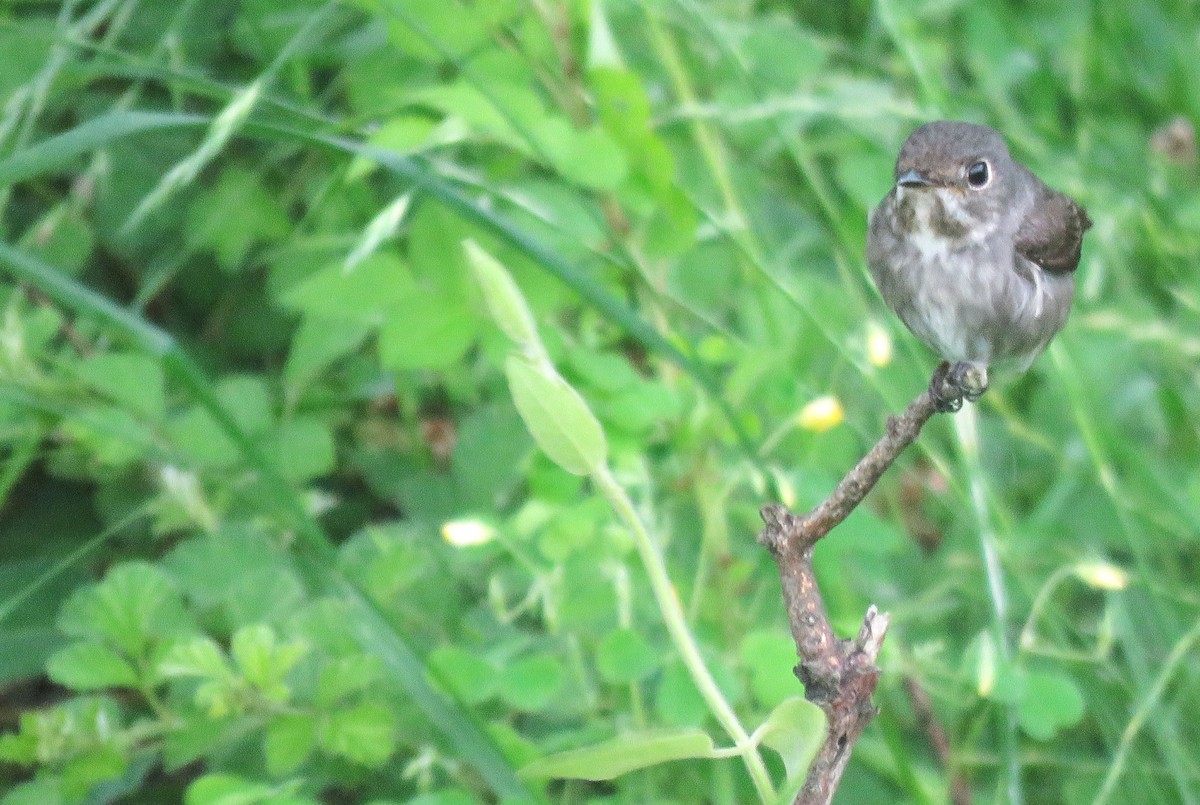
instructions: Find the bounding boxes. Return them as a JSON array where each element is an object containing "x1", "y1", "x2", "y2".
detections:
[
  {"x1": 159, "y1": 636, "x2": 232, "y2": 681},
  {"x1": 320, "y1": 702, "x2": 396, "y2": 767},
  {"x1": 57, "y1": 562, "x2": 188, "y2": 658},
  {"x1": 521, "y1": 729, "x2": 717, "y2": 780},
  {"x1": 758, "y1": 696, "x2": 826, "y2": 782},
  {"x1": 504, "y1": 354, "x2": 606, "y2": 476},
  {"x1": 47, "y1": 641, "x2": 138, "y2": 690}
]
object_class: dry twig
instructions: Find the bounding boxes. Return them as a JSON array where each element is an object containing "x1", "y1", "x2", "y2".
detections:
[{"x1": 758, "y1": 375, "x2": 947, "y2": 805}]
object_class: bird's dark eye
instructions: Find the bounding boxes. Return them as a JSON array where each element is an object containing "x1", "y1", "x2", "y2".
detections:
[{"x1": 967, "y1": 160, "x2": 990, "y2": 188}]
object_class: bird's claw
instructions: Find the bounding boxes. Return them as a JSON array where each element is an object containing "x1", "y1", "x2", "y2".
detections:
[{"x1": 929, "y1": 361, "x2": 988, "y2": 413}]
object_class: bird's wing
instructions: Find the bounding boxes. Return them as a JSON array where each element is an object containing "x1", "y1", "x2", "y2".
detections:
[{"x1": 1014, "y1": 177, "x2": 1092, "y2": 274}]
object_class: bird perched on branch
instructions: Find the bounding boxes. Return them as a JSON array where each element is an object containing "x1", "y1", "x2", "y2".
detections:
[{"x1": 867, "y1": 121, "x2": 1091, "y2": 411}]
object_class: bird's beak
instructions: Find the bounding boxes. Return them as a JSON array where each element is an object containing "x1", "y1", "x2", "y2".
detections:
[{"x1": 896, "y1": 169, "x2": 931, "y2": 188}]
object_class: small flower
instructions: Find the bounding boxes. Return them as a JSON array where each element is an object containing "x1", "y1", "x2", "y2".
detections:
[
  {"x1": 866, "y1": 321, "x2": 893, "y2": 367},
  {"x1": 797, "y1": 395, "x2": 844, "y2": 432},
  {"x1": 441, "y1": 518, "x2": 495, "y2": 547},
  {"x1": 1073, "y1": 561, "x2": 1130, "y2": 591}
]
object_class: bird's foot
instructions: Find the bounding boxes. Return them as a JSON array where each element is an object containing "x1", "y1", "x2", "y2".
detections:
[
  {"x1": 929, "y1": 361, "x2": 989, "y2": 413},
  {"x1": 950, "y1": 361, "x2": 989, "y2": 402}
]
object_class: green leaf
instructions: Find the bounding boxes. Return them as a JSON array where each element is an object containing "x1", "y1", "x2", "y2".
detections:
[
  {"x1": 230, "y1": 624, "x2": 309, "y2": 704},
  {"x1": 655, "y1": 661, "x2": 708, "y2": 727},
  {"x1": 57, "y1": 562, "x2": 189, "y2": 658},
  {"x1": 534, "y1": 118, "x2": 628, "y2": 190},
  {"x1": 740, "y1": 630, "x2": 802, "y2": 708},
  {"x1": 504, "y1": 354, "x2": 606, "y2": 476},
  {"x1": 520, "y1": 729, "x2": 717, "y2": 780},
  {"x1": 464, "y1": 240, "x2": 540, "y2": 351},
  {"x1": 427, "y1": 645, "x2": 498, "y2": 705},
  {"x1": 1018, "y1": 670, "x2": 1086, "y2": 740},
  {"x1": 284, "y1": 317, "x2": 371, "y2": 394},
  {"x1": 272, "y1": 417, "x2": 335, "y2": 483},
  {"x1": 315, "y1": 655, "x2": 385, "y2": 705},
  {"x1": 184, "y1": 773, "x2": 274, "y2": 805},
  {"x1": 497, "y1": 653, "x2": 565, "y2": 712},
  {"x1": 758, "y1": 696, "x2": 826, "y2": 782},
  {"x1": 320, "y1": 702, "x2": 397, "y2": 767},
  {"x1": 159, "y1": 636, "x2": 233, "y2": 682},
  {"x1": 74, "y1": 352, "x2": 166, "y2": 420},
  {"x1": 46, "y1": 641, "x2": 139, "y2": 690},
  {"x1": 596, "y1": 628, "x2": 659, "y2": 684},
  {"x1": 281, "y1": 254, "x2": 416, "y2": 324},
  {"x1": 377, "y1": 290, "x2": 479, "y2": 370},
  {"x1": 265, "y1": 713, "x2": 318, "y2": 776},
  {"x1": 185, "y1": 169, "x2": 289, "y2": 271}
]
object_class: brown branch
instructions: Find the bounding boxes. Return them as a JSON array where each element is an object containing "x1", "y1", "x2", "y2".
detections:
[{"x1": 758, "y1": 374, "x2": 948, "y2": 805}]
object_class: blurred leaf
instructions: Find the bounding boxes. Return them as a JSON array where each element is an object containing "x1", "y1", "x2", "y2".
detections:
[
  {"x1": 521, "y1": 729, "x2": 717, "y2": 780},
  {"x1": 57, "y1": 562, "x2": 190, "y2": 658},
  {"x1": 75, "y1": 353, "x2": 166, "y2": 421},
  {"x1": 498, "y1": 653, "x2": 565, "y2": 712},
  {"x1": 740, "y1": 630, "x2": 801, "y2": 708},
  {"x1": 319, "y1": 702, "x2": 397, "y2": 767},
  {"x1": 596, "y1": 628, "x2": 659, "y2": 684},
  {"x1": 504, "y1": 355, "x2": 607, "y2": 476},
  {"x1": 427, "y1": 644, "x2": 499, "y2": 705},
  {"x1": 1018, "y1": 670, "x2": 1085, "y2": 740},
  {"x1": 378, "y1": 289, "x2": 479, "y2": 370},
  {"x1": 758, "y1": 697, "x2": 826, "y2": 782},
  {"x1": 47, "y1": 641, "x2": 138, "y2": 690},
  {"x1": 265, "y1": 713, "x2": 318, "y2": 776}
]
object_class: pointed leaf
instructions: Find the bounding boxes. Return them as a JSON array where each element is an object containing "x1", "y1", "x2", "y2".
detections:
[
  {"x1": 504, "y1": 354, "x2": 606, "y2": 476},
  {"x1": 521, "y1": 729, "x2": 717, "y2": 781}
]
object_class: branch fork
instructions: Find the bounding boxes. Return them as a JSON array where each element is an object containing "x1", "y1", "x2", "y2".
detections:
[{"x1": 758, "y1": 378, "x2": 947, "y2": 805}]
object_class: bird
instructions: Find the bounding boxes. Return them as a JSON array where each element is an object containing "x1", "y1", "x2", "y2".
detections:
[{"x1": 866, "y1": 121, "x2": 1092, "y2": 411}]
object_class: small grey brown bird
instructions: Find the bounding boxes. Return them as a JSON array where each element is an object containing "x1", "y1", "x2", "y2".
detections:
[{"x1": 867, "y1": 121, "x2": 1091, "y2": 411}]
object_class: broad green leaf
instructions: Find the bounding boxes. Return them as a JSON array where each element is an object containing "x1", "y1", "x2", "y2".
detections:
[
  {"x1": 74, "y1": 352, "x2": 166, "y2": 420},
  {"x1": 272, "y1": 417, "x2": 336, "y2": 483},
  {"x1": 184, "y1": 773, "x2": 273, "y2": 805},
  {"x1": 758, "y1": 696, "x2": 826, "y2": 782},
  {"x1": 534, "y1": 118, "x2": 628, "y2": 190},
  {"x1": 284, "y1": 317, "x2": 372, "y2": 393},
  {"x1": 596, "y1": 628, "x2": 659, "y2": 684},
  {"x1": 57, "y1": 562, "x2": 189, "y2": 658},
  {"x1": 377, "y1": 290, "x2": 479, "y2": 370},
  {"x1": 319, "y1": 702, "x2": 397, "y2": 767},
  {"x1": 185, "y1": 169, "x2": 289, "y2": 272},
  {"x1": 521, "y1": 729, "x2": 717, "y2": 780},
  {"x1": 315, "y1": 655, "x2": 385, "y2": 705},
  {"x1": 504, "y1": 355, "x2": 606, "y2": 476},
  {"x1": 281, "y1": 254, "x2": 416, "y2": 323},
  {"x1": 427, "y1": 645, "x2": 498, "y2": 705},
  {"x1": 740, "y1": 630, "x2": 802, "y2": 708},
  {"x1": 159, "y1": 636, "x2": 233, "y2": 682},
  {"x1": 655, "y1": 662, "x2": 708, "y2": 727},
  {"x1": 265, "y1": 713, "x2": 318, "y2": 776},
  {"x1": 497, "y1": 653, "x2": 565, "y2": 712},
  {"x1": 230, "y1": 624, "x2": 309, "y2": 703},
  {"x1": 47, "y1": 641, "x2": 138, "y2": 690},
  {"x1": 1018, "y1": 670, "x2": 1085, "y2": 740}
]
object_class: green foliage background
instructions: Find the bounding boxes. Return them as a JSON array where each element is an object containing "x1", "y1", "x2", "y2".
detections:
[{"x1": 0, "y1": 1, "x2": 1197, "y2": 803}]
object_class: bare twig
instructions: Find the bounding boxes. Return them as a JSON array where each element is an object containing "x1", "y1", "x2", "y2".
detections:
[{"x1": 758, "y1": 379, "x2": 946, "y2": 805}]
